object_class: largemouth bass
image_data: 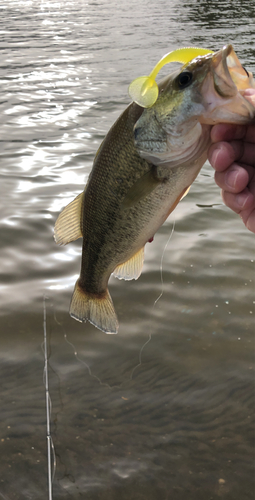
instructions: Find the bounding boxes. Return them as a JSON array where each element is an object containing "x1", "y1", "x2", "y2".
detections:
[{"x1": 54, "y1": 44, "x2": 255, "y2": 334}]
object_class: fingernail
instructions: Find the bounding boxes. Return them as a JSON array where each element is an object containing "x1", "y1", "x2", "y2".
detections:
[
  {"x1": 210, "y1": 148, "x2": 221, "y2": 168},
  {"x1": 225, "y1": 169, "x2": 238, "y2": 189},
  {"x1": 236, "y1": 193, "x2": 249, "y2": 208}
]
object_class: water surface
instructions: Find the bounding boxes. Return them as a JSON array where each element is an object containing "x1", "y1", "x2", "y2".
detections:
[{"x1": 0, "y1": 1, "x2": 254, "y2": 499}]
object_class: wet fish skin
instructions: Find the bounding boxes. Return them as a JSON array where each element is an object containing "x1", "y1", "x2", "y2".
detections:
[
  {"x1": 134, "y1": 47, "x2": 255, "y2": 167},
  {"x1": 54, "y1": 45, "x2": 255, "y2": 334},
  {"x1": 79, "y1": 103, "x2": 147, "y2": 295},
  {"x1": 55, "y1": 101, "x2": 203, "y2": 333}
]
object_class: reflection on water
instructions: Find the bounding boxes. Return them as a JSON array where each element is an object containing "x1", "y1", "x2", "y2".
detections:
[
  {"x1": 0, "y1": 0, "x2": 254, "y2": 498},
  {"x1": 182, "y1": 0, "x2": 255, "y2": 30}
]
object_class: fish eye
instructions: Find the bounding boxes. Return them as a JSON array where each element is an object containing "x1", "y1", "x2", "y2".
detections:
[{"x1": 177, "y1": 71, "x2": 193, "y2": 89}]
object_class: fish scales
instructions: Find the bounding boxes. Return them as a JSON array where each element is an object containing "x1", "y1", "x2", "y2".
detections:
[
  {"x1": 54, "y1": 44, "x2": 255, "y2": 334},
  {"x1": 81, "y1": 104, "x2": 197, "y2": 290},
  {"x1": 80, "y1": 104, "x2": 148, "y2": 290}
]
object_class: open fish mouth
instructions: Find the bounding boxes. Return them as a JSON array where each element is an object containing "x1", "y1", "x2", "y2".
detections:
[
  {"x1": 201, "y1": 44, "x2": 255, "y2": 123},
  {"x1": 133, "y1": 44, "x2": 255, "y2": 168},
  {"x1": 212, "y1": 44, "x2": 251, "y2": 97}
]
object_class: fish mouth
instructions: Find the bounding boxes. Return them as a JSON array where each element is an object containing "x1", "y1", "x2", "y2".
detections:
[
  {"x1": 201, "y1": 44, "x2": 255, "y2": 124},
  {"x1": 133, "y1": 44, "x2": 255, "y2": 168},
  {"x1": 212, "y1": 44, "x2": 254, "y2": 95}
]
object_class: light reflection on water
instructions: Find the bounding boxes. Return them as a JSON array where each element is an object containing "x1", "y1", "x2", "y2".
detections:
[{"x1": 0, "y1": 0, "x2": 254, "y2": 498}]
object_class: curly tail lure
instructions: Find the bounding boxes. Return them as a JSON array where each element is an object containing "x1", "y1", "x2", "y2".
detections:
[{"x1": 128, "y1": 47, "x2": 214, "y2": 108}]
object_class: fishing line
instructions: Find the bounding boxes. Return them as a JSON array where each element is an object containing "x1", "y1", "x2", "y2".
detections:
[
  {"x1": 52, "y1": 219, "x2": 176, "y2": 389},
  {"x1": 43, "y1": 296, "x2": 56, "y2": 500},
  {"x1": 0, "y1": 494, "x2": 11, "y2": 500},
  {"x1": 130, "y1": 219, "x2": 176, "y2": 380},
  {"x1": 53, "y1": 310, "x2": 122, "y2": 390},
  {"x1": 155, "y1": 219, "x2": 176, "y2": 306}
]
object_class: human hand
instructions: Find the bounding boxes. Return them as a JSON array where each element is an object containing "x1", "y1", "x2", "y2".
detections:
[{"x1": 208, "y1": 89, "x2": 255, "y2": 233}]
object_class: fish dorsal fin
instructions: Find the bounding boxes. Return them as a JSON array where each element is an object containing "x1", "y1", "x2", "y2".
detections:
[
  {"x1": 54, "y1": 191, "x2": 84, "y2": 245},
  {"x1": 112, "y1": 247, "x2": 144, "y2": 281}
]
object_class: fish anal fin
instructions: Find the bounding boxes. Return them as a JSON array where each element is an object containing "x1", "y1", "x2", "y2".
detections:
[
  {"x1": 112, "y1": 247, "x2": 144, "y2": 281},
  {"x1": 54, "y1": 192, "x2": 84, "y2": 246},
  {"x1": 70, "y1": 280, "x2": 119, "y2": 334}
]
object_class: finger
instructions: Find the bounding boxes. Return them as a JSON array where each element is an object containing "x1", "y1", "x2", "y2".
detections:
[
  {"x1": 229, "y1": 140, "x2": 255, "y2": 166},
  {"x1": 243, "y1": 207, "x2": 255, "y2": 233},
  {"x1": 209, "y1": 140, "x2": 255, "y2": 171},
  {"x1": 243, "y1": 89, "x2": 255, "y2": 108},
  {"x1": 211, "y1": 124, "x2": 246, "y2": 143},
  {"x1": 243, "y1": 89, "x2": 255, "y2": 97},
  {"x1": 211, "y1": 122, "x2": 255, "y2": 143},
  {"x1": 215, "y1": 163, "x2": 254, "y2": 193},
  {"x1": 221, "y1": 187, "x2": 254, "y2": 213},
  {"x1": 208, "y1": 142, "x2": 237, "y2": 172}
]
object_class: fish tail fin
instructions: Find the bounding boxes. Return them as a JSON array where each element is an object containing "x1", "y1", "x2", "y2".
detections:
[{"x1": 69, "y1": 280, "x2": 119, "y2": 334}]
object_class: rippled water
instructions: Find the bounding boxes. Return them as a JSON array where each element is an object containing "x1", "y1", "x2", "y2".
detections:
[{"x1": 0, "y1": 1, "x2": 254, "y2": 499}]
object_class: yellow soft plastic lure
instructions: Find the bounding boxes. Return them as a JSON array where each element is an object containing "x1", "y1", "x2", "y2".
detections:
[{"x1": 129, "y1": 47, "x2": 214, "y2": 108}]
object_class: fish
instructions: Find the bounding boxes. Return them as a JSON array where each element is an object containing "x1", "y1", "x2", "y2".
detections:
[{"x1": 54, "y1": 44, "x2": 255, "y2": 334}]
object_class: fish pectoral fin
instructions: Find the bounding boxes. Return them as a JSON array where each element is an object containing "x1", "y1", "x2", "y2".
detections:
[
  {"x1": 112, "y1": 246, "x2": 144, "y2": 281},
  {"x1": 70, "y1": 280, "x2": 119, "y2": 334},
  {"x1": 180, "y1": 185, "x2": 191, "y2": 200},
  {"x1": 121, "y1": 168, "x2": 161, "y2": 209},
  {"x1": 54, "y1": 191, "x2": 84, "y2": 245}
]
